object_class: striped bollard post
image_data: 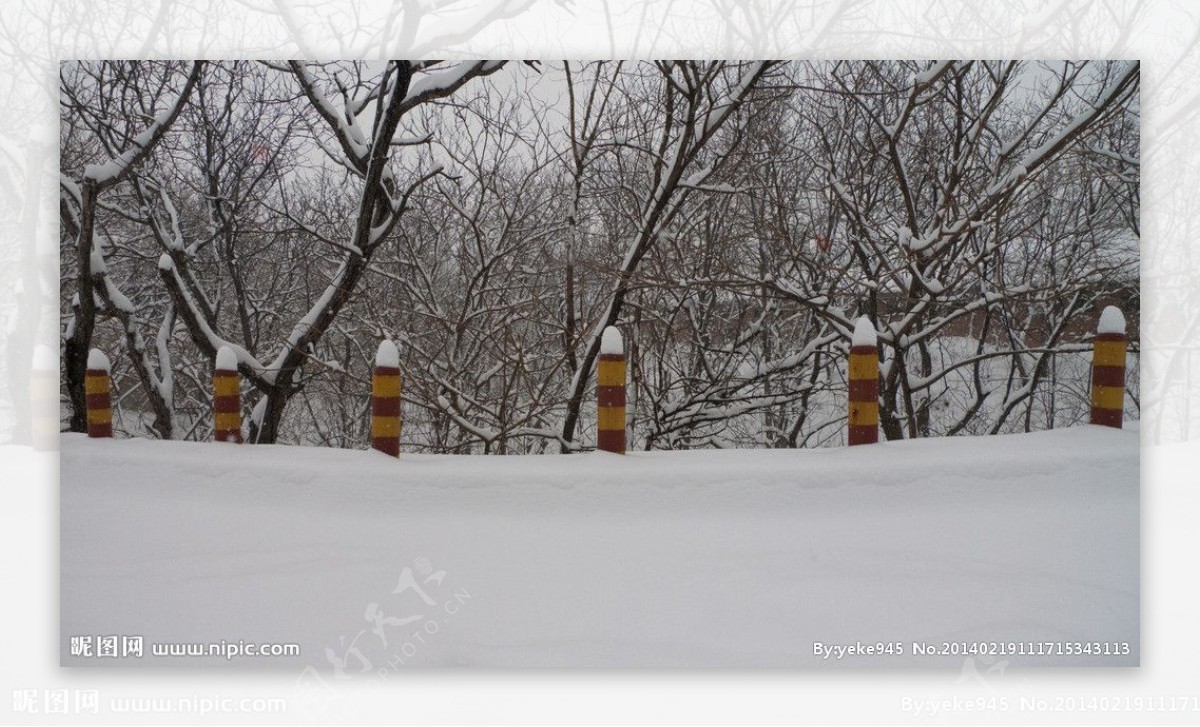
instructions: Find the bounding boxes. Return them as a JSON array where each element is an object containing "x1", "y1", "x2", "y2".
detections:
[
  {"x1": 214, "y1": 346, "x2": 242, "y2": 443},
  {"x1": 1090, "y1": 306, "x2": 1127, "y2": 429},
  {"x1": 85, "y1": 348, "x2": 113, "y2": 438},
  {"x1": 372, "y1": 340, "x2": 401, "y2": 457},
  {"x1": 597, "y1": 326, "x2": 626, "y2": 454},
  {"x1": 848, "y1": 316, "x2": 879, "y2": 446},
  {"x1": 33, "y1": 345, "x2": 58, "y2": 450}
]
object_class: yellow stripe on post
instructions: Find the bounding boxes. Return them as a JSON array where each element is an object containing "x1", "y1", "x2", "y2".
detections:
[
  {"x1": 1091, "y1": 384, "x2": 1125, "y2": 411},
  {"x1": 848, "y1": 353, "x2": 877, "y2": 381},
  {"x1": 598, "y1": 360, "x2": 626, "y2": 388},
  {"x1": 214, "y1": 375, "x2": 240, "y2": 397},
  {"x1": 597, "y1": 406, "x2": 626, "y2": 431},
  {"x1": 1092, "y1": 340, "x2": 1126, "y2": 368},
  {"x1": 84, "y1": 375, "x2": 110, "y2": 395},
  {"x1": 848, "y1": 401, "x2": 879, "y2": 427},
  {"x1": 373, "y1": 375, "x2": 401, "y2": 398},
  {"x1": 372, "y1": 415, "x2": 401, "y2": 436}
]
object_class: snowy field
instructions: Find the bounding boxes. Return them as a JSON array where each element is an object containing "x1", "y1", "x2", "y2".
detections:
[{"x1": 60, "y1": 426, "x2": 1138, "y2": 669}]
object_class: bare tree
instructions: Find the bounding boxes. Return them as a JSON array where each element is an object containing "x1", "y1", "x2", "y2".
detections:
[{"x1": 60, "y1": 60, "x2": 204, "y2": 434}]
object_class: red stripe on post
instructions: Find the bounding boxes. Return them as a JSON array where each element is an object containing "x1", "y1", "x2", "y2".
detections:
[
  {"x1": 849, "y1": 345, "x2": 877, "y2": 356},
  {"x1": 848, "y1": 424, "x2": 877, "y2": 445},
  {"x1": 1095, "y1": 332, "x2": 1127, "y2": 342},
  {"x1": 1090, "y1": 407, "x2": 1122, "y2": 428},
  {"x1": 372, "y1": 397, "x2": 401, "y2": 416},
  {"x1": 597, "y1": 386, "x2": 626, "y2": 408},
  {"x1": 214, "y1": 425, "x2": 243, "y2": 443},
  {"x1": 1091, "y1": 365, "x2": 1126, "y2": 388},
  {"x1": 597, "y1": 428, "x2": 625, "y2": 453},
  {"x1": 85, "y1": 393, "x2": 111, "y2": 410},
  {"x1": 371, "y1": 437, "x2": 399, "y2": 457}
]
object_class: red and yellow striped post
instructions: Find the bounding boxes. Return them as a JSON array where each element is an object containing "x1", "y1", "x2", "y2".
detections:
[
  {"x1": 597, "y1": 326, "x2": 626, "y2": 454},
  {"x1": 372, "y1": 340, "x2": 402, "y2": 457},
  {"x1": 85, "y1": 348, "x2": 113, "y2": 438},
  {"x1": 848, "y1": 316, "x2": 879, "y2": 446},
  {"x1": 214, "y1": 346, "x2": 242, "y2": 443},
  {"x1": 1090, "y1": 306, "x2": 1127, "y2": 429}
]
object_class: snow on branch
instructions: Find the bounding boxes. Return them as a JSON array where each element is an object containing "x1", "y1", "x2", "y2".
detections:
[
  {"x1": 157, "y1": 253, "x2": 272, "y2": 386},
  {"x1": 906, "y1": 61, "x2": 1138, "y2": 257},
  {"x1": 400, "y1": 60, "x2": 506, "y2": 112},
  {"x1": 82, "y1": 62, "x2": 205, "y2": 191}
]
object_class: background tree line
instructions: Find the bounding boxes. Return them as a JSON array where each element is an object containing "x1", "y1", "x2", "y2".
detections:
[{"x1": 58, "y1": 59, "x2": 1140, "y2": 452}]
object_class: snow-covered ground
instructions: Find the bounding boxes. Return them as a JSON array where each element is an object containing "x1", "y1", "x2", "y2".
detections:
[{"x1": 60, "y1": 426, "x2": 1138, "y2": 669}]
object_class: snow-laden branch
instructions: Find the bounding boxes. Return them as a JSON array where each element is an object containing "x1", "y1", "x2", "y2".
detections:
[
  {"x1": 907, "y1": 61, "x2": 1139, "y2": 256},
  {"x1": 82, "y1": 62, "x2": 205, "y2": 191},
  {"x1": 157, "y1": 253, "x2": 273, "y2": 387}
]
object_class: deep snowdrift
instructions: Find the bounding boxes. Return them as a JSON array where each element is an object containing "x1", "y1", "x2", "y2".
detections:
[{"x1": 60, "y1": 426, "x2": 1138, "y2": 668}]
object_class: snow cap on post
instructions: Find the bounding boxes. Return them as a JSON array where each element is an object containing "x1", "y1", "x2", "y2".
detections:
[
  {"x1": 375, "y1": 339, "x2": 400, "y2": 368},
  {"x1": 1090, "y1": 306, "x2": 1127, "y2": 429},
  {"x1": 216, "y1": 345, "x2": 238, "y2": 371},
  {"x1": 852, "y1": 316, "x2": 877, "y2": 347},
  {"x1": 213, "y1": 345, "x2": 242, "y2": 443},
  {"x1": 597, "y1": 326, "x2": 627, "y2": 454},
  {"x1": 87, "y1": 348, "x2": 111, "y2": 372},
  {"x1": 847, "y1": 316, "x2": 879, "y2": 446},
  {"x1": 85, "y1": 348, "x2": 113, "y2": 438},
  {"x1": 372, "y1": 339, "x2": 402, "y2": 458},
  {"x1": 600, "y1": 325, "x2": 624, "y2": 355},
  {"x1": 1098, "y1": 305, "x2": 1127, "y2": 335}
]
